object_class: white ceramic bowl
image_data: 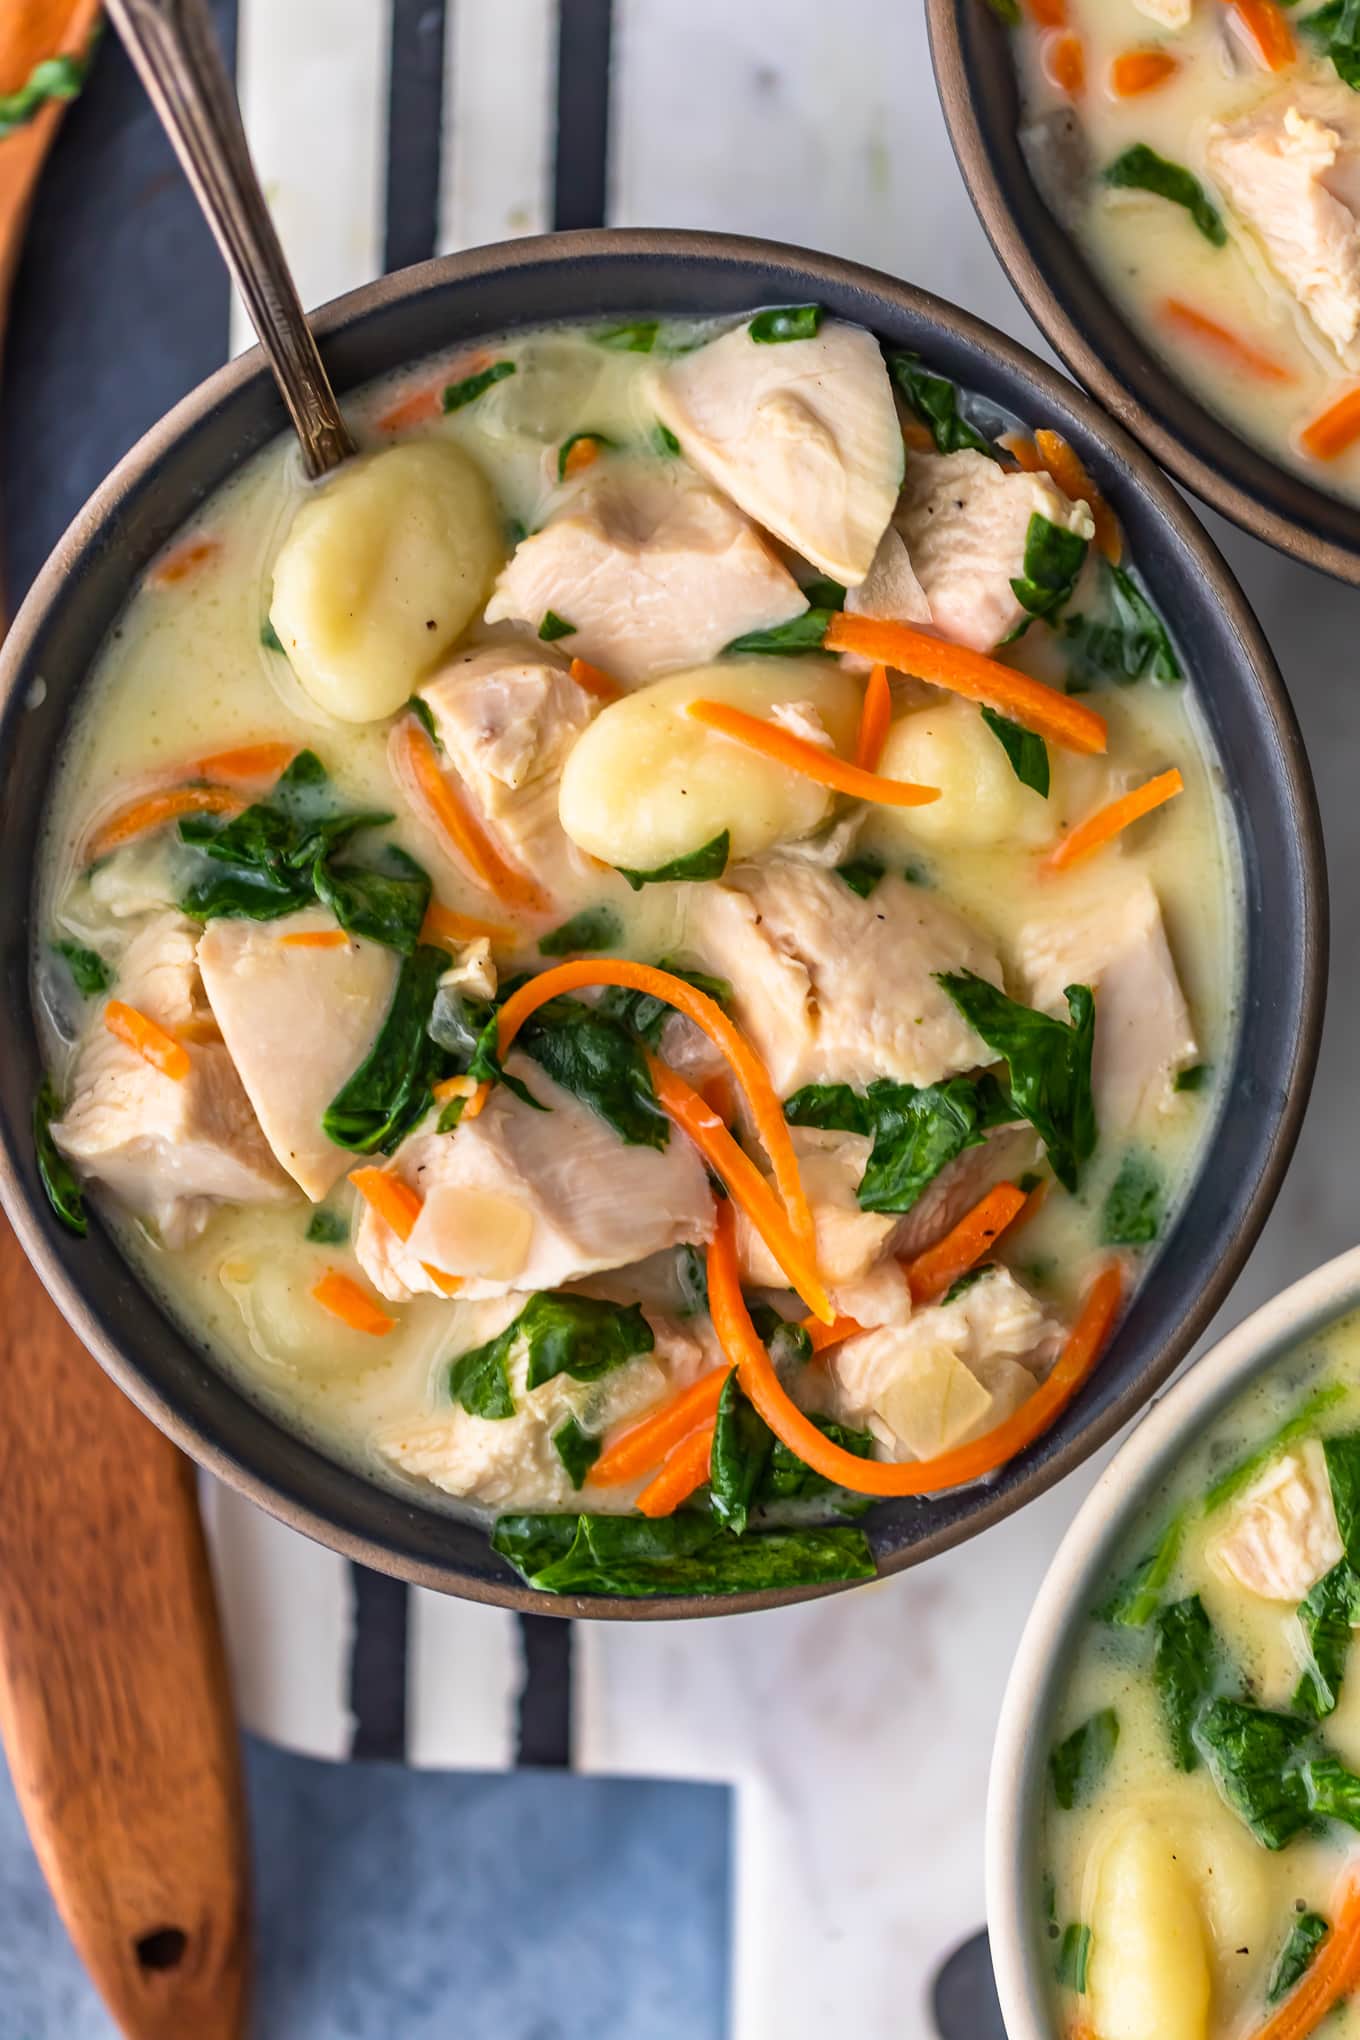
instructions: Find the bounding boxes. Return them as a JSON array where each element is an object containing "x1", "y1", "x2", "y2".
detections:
[{"x1": 986, "y1": 1246, "x2": 1360, "y2": 2037}]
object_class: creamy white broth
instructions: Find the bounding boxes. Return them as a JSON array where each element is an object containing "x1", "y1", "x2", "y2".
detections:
[
  {"x1": 1015, "y1": 1, "x2": 1360, "y2": 502},
  {"x1": 1041, "y1": 1311, "x2": 1360, "y2": 2039},
  {"x1": 33, "y1": 312, "x2": 1239, "y2": 1577}
]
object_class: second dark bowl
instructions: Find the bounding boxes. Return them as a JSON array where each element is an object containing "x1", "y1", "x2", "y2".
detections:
[
  {"x1": 927, "y1": 0, "x2": 1360, "y2": 584},
  {"x1": 0, "y1": 229, "x2": 1327, "y2": 1615}
]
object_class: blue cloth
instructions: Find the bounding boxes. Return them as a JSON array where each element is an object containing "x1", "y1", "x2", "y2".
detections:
[{"x1": 0, "y1": 1739, "x2": 731, "y2": 2038}]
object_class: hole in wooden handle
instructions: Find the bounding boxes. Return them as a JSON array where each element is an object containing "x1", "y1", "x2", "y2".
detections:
[{"x1": 134, "y1": 1926, "x2": 188, "y2": 1972}]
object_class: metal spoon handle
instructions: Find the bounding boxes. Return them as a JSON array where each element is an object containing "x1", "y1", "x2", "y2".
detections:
[{"x1": 104, "y1": 0, "x2": 355, "y2": 477}]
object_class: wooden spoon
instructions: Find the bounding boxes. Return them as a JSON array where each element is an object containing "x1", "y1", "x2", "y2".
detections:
[{"x1": 0, "y1": 7, "x2": 250, "y2": 2034}]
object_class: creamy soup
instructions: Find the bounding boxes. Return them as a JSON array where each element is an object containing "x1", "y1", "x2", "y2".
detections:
[
  {"x1": 1039, "y1": 1309, "x2": 1360, "y2": 2040},
  {"x1": 33, "y1": 308, "x2": 1238, "y2": 1597},
  {"x1": 1013, "y1": 0, "x2": 1360, "y2": 499}
]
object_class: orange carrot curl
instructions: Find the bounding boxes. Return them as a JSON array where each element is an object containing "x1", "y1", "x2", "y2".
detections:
[
  {"x1": 589, "y1": 1367, "x2": 731, "y2": 1488},
  {"x1": 311, "y1": 1271, "x2": 396, "y2": 1336},
  {"x1": 569, "y1": 656, "x2": 625, "y2": 702},
  {"x1": 1110, "y1": 47, "x2": 1179, "y2": 97},
  {"x1": 685, "y1": 700, "x2": 939, "y2": 807},
  {"x1": 1229, "y1": 0, "x2": 1295, "y2": 71},
  {"x1": 1043, "y1": 768, "x2": 1183, "y2": 873},
  {"x1": 903, "y1": 1183, "x2": 1030, "y2": 1304},
  {"x1": 1301, "y1": 386, "x2": 1360, "y2": 463},
  {"x1": 1162, "y1": 299, "x2": 1296, "y2": 385},
  {"x1": 854, "y1": 664, "x2": 893, "y2": 772},
  {"x1": 635, "y1": 1423, "x2": 717, "y2": 1517},
  {"x1": 103, "y1": 1001, "x2": 191, "y2": 1081}
]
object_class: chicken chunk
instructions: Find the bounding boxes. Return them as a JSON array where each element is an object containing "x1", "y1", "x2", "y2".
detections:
[
  {"x1": 827, "y1": 1266, "x2": 1063, "y2": 1462},
  {"x1": 892, "y1": 449, "x2": 1094, "y2": 652},
  {"x1": 1017, "y1": 873, "x2": 1197, "y2": 1125},
  {"x1": 378, "y1": 1308, "x2": 716, "y2": 1510},
  {"x1": 685, "y1": 859, "x2": 1002, "y2": 1095},
  {"x1": 483, "y1": 463, "x2": 806, "y2": 684},
  {"x1": 1132, "y1": 0, "x2": 1190, "y2": 25},
  {"x1": 355, "y1": 1056, "x2": 715, "y2": 1302},
  {"x1": 197, "y1": 908, "x2": 399, "y2": 1201},
  {"x1": 648, "y1": 318, "x2": 903, "y2": 584},
  {"x1": 407, "y1": 644, "x2": 594, "y2": 889},
  {"x1": 51, "y1": 913, "x2": 291, "y2": 1247},
  {"x1": 1207, "y1": 92, "x2": 1360, "y2": 365},
  {"x1": 892, "y1": 1125, "x2": 1041, "y2": 1262},
  {"x1": 1210, "y1": 1441, "x2": 1344, "y2": 1603},
  {"x1": 844, "y1": 523, "x2": 932, "y2": 628},
  {"x1": 735, "y1": 1126, "x2": 902, "y2": 1303}
]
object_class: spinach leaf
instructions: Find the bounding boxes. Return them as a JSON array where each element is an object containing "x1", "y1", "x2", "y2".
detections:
[
  {"x1": 1063, "y1": 561, "x2": 1182, "y2": 687},
  {"x1": 1100, "y1": 1506, "x2": 1186, "y2": 1626},
  {"x1": 1155, "y1": 1595, "x2": 1216, "y2": 1770},
  {"x1": 835, "y1": 855, "x2": 885, "y2": 898},
  {"x1": 180, "y1": 751, "x2": 393, "y2": 924},
  {"x1": 1050, "y1": 1709, "x2": 1120, "y2": 1810},
  {"x1": 538, "y1": 906, "x2": 622, "y2": 957},
  {"x1": 1101, "y1": 1151, "x2": 1164, "y2": 1248},
  {"x1": 936, "y1": 972, "x2": 1097, "y2": 1194},
  {"x1": 1009, "y1": 513, "x2": 1090, "y2": 630},
  {"x1": 1055, "y1": 1924, "x2": 1091, "y2": 1993},
  {"x1": 1103, "y1": 144, "x2": 1227, "y2": 246},
  {"x1": 616, "y1": 830, "x2": 730, "y2": 890},
  {"x1": 0, "y1": 46, "x2": 93, "y2": 140},
  {"x1": 1303, "y1": 1754, "x2": 1360, "y2": 1829},
  {"x1": 1293, "y1": 1560, "x2": 1360, "y2": 1718},
  {"x1": 944, "y1": 1266, "x2": 994, "y2": 1304},
  {"x1": 34, "y1": 1080, "x2": 85, "y2": 1237},
  {"x1": 261, "y1": 618, "x2": 286, "y2": 654},
  {"x1": 1194, "y1": 1699, "x2": 1312, "y2": 1849},
  {"x1": 313, "y1": 844, "x2": 431, "y2": 956},
  {"x1": 653, "y1": 422, "x2": 682, "y2": 457},
  {"x1": 1176, "y1": 1062, "x2": 1209, "y2": 1093},
  {"x1": 762, "y1": 1418, "x2": 874, "y2": 1513},
  {"x1": 552, "y1": 1417, "x2": 602, "y2": 1489},
  {"x1": 746, "y1": 1303, "x2": 814, "y2": 1370},
  {"x1": 983, "y1": 0, "x2": 1021, "y2": 19},
  {"x1": 52, "y1": 940, "x2": 113, "y2": 997},
  {"x1": 407, "y1": 694, "x2": 439, "y2": 744},
  {"x1": 1324, "y1": 1431, "x2": 1360, "y2": 1558},
  {"x1": 884, "y1": 351, "x2": 1002, "y2": 460},
  {"x1": 518, "y1": 995, "x2": 669, "y2": 1149},
  {"x1": 442, "y1": 359, "x2": 515, "y2": 410},
  {"x1": 492, "y1": 1512, "x2": 875, "y2": 1597},
  {"x1": 305, "y1": 1205, "x2": 349, "y2": 1247},
  {"x1": 1204, "y1": 1385, "x2": 1348, "y2": 1513},
  {"x1": 450, "y1": 1292, "x2": 654, "y2": 1420},
  {"x1": 557, "y1": 431, "x2": 615, "y2": 481},
  {"x1": 710, "y1": 1372, "x2": 771, "y2": 1536},
  {"x1": 539, "y1": 610, "x2": 577, "y2": 642},
  {"x1": 1301, "y1": 0, "x2": 1360, "y2": 89},
  {"x1": 723, "y1": 610, "x2": 834, "y2": 657},
  {"x1": 594, "y1": 320, "x2": 659, "y2": 352},
  {"x1": 1268, "y1": 1912, "x2": 1330, "y2": 2003},
  {"x1": 594, "y1": 963, "x2": 731, "y2": 1049},
  {"x1": 980, "y1": 706, "x2": 1050, "y2": 797},
  {"x1": 322, "y1": 944, "x2": 448, "y2": 1153},
  {"x1": 676, "y1": 1242, "x2": 709, "y2": 1317},
  {"x1": 749, "y1": 305, "x2": 822, "y2": 343},
  {"x1": 800, "y1": 577, "x2": 847, "y2": 611},
  {"x1": 784, "y1": 1071, "x2": 1016, "y2": 1215}
]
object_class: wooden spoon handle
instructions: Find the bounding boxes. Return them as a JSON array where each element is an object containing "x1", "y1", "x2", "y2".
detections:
[{"x1": 0, "y1": 1218, "x2": 250, "y2": 2038}]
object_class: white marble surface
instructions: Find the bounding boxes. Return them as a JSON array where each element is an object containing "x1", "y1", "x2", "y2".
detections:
[{"x1": 202, "y1": 5, "x2": 1360, "y2": 2036}]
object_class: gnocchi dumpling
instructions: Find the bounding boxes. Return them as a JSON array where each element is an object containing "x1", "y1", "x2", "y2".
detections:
[
  {"x1": 557, "y1": 659, "x2": 861, "y2": 872},
  {"x1": 874, "y1": 696, "x2": 1053, "y2": 850},
  {"x1": 1087, "y1": 1815, "x2": 1212, "y2": 2040},
  {"x1": 269, "y1": 441, "x2": 503, "y2": 723}
]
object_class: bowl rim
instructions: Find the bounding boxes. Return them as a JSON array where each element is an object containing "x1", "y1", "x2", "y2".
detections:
[
  {"x1": 925, "y1": 0, "x2": 1360, "y2": 585},
  {"x1": 0, "y1": 225, "x2": 1328, "y2": 1616},
  {"x1": 985, "y1": 1244, "x2": 1360, "y2": 2038}
]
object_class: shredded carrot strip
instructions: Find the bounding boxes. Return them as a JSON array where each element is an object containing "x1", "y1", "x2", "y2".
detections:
[
  {"x1": 1044, "y1": 767, "x2": 1183, "y2": 873},
  {"x1": 87, "y1": 784, "x2": 242, "y2": 862},
  {"x1": 649, "y1": 1059, "x2": 833, "y2": 1322},
  {"x1": 1025, "y1": 0, "x2": 1066, "y2": 24},
  {"x1": 1044, "y1": 30, "x2": 1085, "y2": 95},
  {"x1": 104, "y1": 1001, "x2": 191, "y2": 1081},
  {"x1": 1110, "y1": 47, "x2": 1179, "y2": 96},
  {"x1": 804, "y1": 1313, "x2": 865, "y2": 1355},
  {"x1": 569, "y1": 655, "x2": 625, "y2": 702},
  {"x1": 700, "y1": 1068, "x2": 738, "y2": 1126},
  {"x1": 311, "y1": 1270, "x2": 396, "y2": 1336},
  {"x1": 1246, "y1": 1868, "x2": 1360, "y2": 2040},
  {"x1": 421, "y1": 900, "x2": 517, "y2": 948},
  {"x1": 588, "y1": 1366, "x2": 732, "y2": 1487},
  {"x1": 901, "y1": 418, "x2": 936, "y2": 455},
  {"x1": 635, "y1": 1423, "x2": 717, "y2": 1517},
  {"x1": 685, "y1": 700, "x2": 939, "y2": 808},
  {"x1": 1033, "y1": 429, "x2": 1122, "y2": 564},
  {"x1": 148, "y1": 538, "x2": 220, "y2": 588},
  {"x1": 375, "y1": 384, "x2": 442, "y2": 433},
  {"x1": 562, "y1": 436, "x2": 602, "y2": 479},
  {"x1": 854, "y1": 664, "x2": 893, "y2": 772},
  {"x1": 490, "y1": 958, "x2": 819, "y2": 1264},
  {"x1": 826, "y1": 612, "x2": 1108, "y2": 755},
  {"x1": 1301, "y1": 385, "x2": 1360, "y2": 463},
  {"x1": 432, "y1": 1073, "x2": 480, "y2": 1107},
  {"x1": 1229, "y1": 0, "x2": 1295, "y2": 69},
  {"x1": 195, "y1": 741, "x2": 297, "y2": 784},
  {"x1": 904, "y1": 1184, "x2": 1030, "y2": 1305},
  {"x1": 710, "y1": 1202, "x2": 1122, "y2": 1497},
  {"x1": 278, "y1": 928, "x2": 351, "y2": 950},
  {"x1": 348, "y1": 1167, "x2": 423, "y2": 1243},
  {"x1": 1161, "y1": 299, "x2": 1297, "y2": 385},
  {"x1": 394, "y1": 717, "x2": 550, "y2": 915}
]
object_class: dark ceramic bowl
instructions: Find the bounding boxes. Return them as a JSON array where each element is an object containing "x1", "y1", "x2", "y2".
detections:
[
  {"x1": 0, "y1": 229, "x2": 1326, "y2": 1617},
  {"x1": 926, "y1": 0, "x2": 1360, "y2": 584}
]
